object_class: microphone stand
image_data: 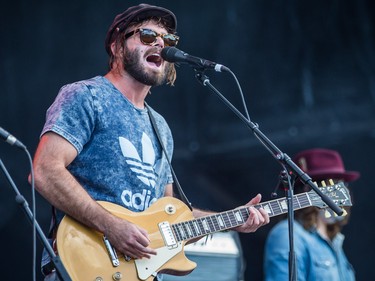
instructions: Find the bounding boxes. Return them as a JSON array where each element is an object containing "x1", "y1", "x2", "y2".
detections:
[
  {"x1": 0, "y1": 157, "x2": 72, "y2": 281},
  {"x1": 279, "y1": 169, "x2": 297, "y2": 281},
  {"x1": 194, "y1": 70, "x2": 343, "y2": 281}
]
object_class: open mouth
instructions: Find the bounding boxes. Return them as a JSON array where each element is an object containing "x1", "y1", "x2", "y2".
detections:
[{"x1": 146, "y1": 53, "x2": 162, "y2": 67}]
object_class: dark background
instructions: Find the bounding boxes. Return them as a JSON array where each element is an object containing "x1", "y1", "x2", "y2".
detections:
[{"x1": 1, "y1": 0, "x2": 374, "y2": 280}]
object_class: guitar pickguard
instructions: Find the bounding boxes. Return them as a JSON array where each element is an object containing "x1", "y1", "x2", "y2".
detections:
[{"x1": 135, "y1": 242, "x2": 183, "y2": 280}]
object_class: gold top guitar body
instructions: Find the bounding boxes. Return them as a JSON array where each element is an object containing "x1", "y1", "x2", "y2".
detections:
[
  {"x1": 56, "y1": 181, "x2": 351, "y2": 281},
  {"x1": 57, "y1": 197, "x2": 195, "y2": 281}
]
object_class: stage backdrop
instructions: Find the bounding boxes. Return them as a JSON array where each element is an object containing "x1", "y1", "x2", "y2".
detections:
[{"x1": 1, "y1": 1, "x2": 374, "y2": 280}]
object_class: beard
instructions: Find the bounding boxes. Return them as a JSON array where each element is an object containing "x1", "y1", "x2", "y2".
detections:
[{"x1": 122, "y1": 45, "x2": 170, "y2": 86}]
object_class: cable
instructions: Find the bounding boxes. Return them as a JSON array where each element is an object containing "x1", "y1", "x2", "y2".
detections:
[{"x1": 226, "y1": 68, "x2": 251, "y2": 122}]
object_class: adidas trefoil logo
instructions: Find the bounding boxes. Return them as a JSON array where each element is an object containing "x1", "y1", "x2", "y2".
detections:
[{"x1": 119, "y1": 132, "x2": 159, "y2": 188}]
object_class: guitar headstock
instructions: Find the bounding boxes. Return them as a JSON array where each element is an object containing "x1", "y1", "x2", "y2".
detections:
[{"x1": 308, "y1": 180, "x2": 352, "y2": 217}]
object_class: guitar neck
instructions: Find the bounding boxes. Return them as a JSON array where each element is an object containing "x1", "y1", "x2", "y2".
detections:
[{"x1": 171, "y1": 192, "x2": 314, "y2": 242}]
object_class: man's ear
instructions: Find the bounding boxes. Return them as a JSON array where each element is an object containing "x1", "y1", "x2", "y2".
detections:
[
  {"x1": 110, "y1": 41, "x2": 124, "y2": 57},
  {"x1": 110, "y1": 42, "x2": 117, "y2": 56}
]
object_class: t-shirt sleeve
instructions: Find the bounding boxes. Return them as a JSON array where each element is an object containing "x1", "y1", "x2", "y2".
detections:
[{"x1": 41, "y1": 82, "x2": 96, "y2": 153}]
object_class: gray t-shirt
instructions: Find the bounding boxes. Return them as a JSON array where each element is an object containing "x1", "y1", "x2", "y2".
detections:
[
  {"x1": 41, "y1": 76, "x2": 173, "y2": 278},
  {"x1": 42, "y1": 75, "x2": 173, "y2": 218}
]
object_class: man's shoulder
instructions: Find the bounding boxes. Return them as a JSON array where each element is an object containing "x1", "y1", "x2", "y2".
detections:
[
  {"x1": 67, "y1": 75, "x2": 102, "y2": 87},
  {"x1": 58, "y1": 76, "x2": 115, "y2": 100},
  {"x1": 266, "y1": 219, "x2": 318, "y2": 254},
  {"x1": 59, "y1": 76, "x2": 104, "y2": 91},
  {"x1": 268, "y1": 219, "x2": 310, "y2": 240}
]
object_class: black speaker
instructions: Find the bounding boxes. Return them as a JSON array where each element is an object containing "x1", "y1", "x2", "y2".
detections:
[{"x1": 163, "y1": 231, "x2": 245, "y2": 281}]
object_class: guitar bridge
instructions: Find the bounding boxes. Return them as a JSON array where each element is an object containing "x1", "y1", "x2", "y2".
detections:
[
  {"x1": 103, "y1": 235, "x2": 120, "y2": 267},
  {"x1": 159, "y1": 221, "x2": 177, "y2": 248}
]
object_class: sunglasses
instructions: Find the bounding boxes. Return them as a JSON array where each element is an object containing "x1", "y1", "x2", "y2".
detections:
[{"x1": 124, "y1": 28, "x2": 179, "y2": 47}]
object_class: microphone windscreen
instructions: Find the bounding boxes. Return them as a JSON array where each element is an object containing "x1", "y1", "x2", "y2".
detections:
[{"x1": 161, "y1": 47, "x2": 180, "y2": 62}]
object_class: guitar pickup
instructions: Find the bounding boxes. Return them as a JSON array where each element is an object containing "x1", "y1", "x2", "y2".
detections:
[
  {"x1": 158, "y1": 221, "x2": 177, "y2": 248},
  {"x1": 103, "y1": 235, "x2": 120, "y2": 267}
]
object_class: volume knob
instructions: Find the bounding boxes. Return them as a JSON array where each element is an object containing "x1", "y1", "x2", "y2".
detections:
[{"x1": 113, "y1": 272, "x2": 123, "y2": 281}]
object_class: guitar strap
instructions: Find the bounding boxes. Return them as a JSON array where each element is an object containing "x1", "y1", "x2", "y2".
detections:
[{"x1": 146, "y1": 103, "x2": 193, "y2": 211}]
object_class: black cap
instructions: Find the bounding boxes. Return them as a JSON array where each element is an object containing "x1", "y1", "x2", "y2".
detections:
[{"x1": 105, "y1": 3, "x2": 177, "y2": 55}]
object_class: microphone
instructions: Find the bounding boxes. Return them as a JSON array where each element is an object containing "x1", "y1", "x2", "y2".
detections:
[
  {"x1": 161, "y1": 47, "x2": 230, "y2": 72},
  {"x1": 0, "y1": 127, "x2": 26, "y2": 149}
]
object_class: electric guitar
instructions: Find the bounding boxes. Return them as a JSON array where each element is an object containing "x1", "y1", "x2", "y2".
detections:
[{"x1": 56, "y1": 181, "x2": 351, "y2": 281}]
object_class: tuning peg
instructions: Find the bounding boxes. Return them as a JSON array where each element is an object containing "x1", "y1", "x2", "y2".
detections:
[
  {"x1": 321, "y1": 181, "x2": 327, "y2": 187},
  {"x1": 328, "y1": 179, "x2": 334, "y2": 186},
  {"x1": 342, "y1": 209, "x2": 348, "y2": 216}
]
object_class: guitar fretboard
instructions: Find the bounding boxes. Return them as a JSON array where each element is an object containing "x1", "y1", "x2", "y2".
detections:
[{"x1": 171, "y1": 192, "x2": 318, "y2": 242}]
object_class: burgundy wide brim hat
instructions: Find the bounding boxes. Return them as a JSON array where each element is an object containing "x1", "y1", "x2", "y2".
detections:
[
  {"x1": 293, "y1": 148, "x2": 360, "y2": 183},
  {"x1": 105, "y1": 3, "x2": 177, "y2": 55}
]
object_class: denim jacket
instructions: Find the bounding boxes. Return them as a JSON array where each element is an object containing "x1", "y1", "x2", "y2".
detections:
[{"x1": 264, "y1": 220, "x2": 355, "y2": 281}]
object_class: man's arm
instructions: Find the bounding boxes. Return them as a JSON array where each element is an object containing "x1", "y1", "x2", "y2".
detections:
[{"x1": 33, "y1": 132, "x2": 156, "y2": 259}]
